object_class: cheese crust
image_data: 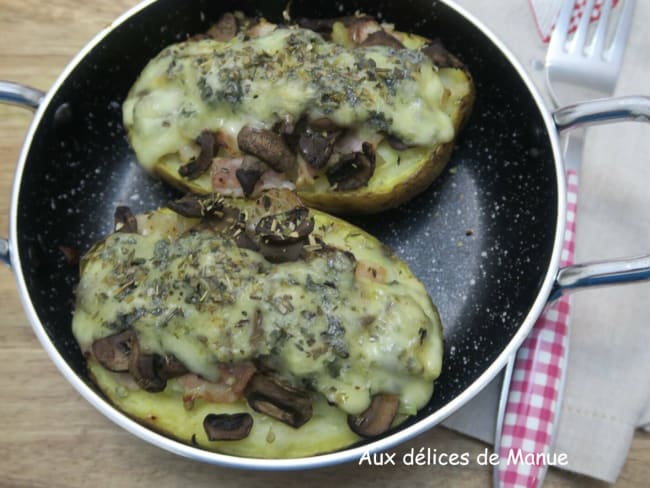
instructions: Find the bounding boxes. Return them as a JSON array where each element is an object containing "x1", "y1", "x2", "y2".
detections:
[
  {"x1": 123, "y1": 13, "x2": 474, "y2": 214},
  {"x1": 73, "y1": 194, "x2": 443, "y2": 457}
]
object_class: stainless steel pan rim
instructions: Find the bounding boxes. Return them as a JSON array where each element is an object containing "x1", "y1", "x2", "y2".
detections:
[{"x1": 3, "y1": 0, "x2": 567, "y2": 470}]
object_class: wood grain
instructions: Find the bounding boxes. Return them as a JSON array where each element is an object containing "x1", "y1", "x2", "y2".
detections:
[{"x1": 0, "y1": 1, "x2": 648, "y2": 486}]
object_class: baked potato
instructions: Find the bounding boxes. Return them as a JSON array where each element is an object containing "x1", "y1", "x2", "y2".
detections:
[
  {"x1": 72, "y1": 190, "x2": 443, "y2": 458},
  {"x1": 123, "y1": 12, "x2": 474, "y2": 214}
]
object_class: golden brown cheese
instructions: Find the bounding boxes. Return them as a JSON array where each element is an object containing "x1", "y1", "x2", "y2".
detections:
[
  {"x1": 123, "y1": 26, "x2": 453, "y2": 172},
  {"x1": 74, "y1": 209, "x2": 441, "y2": 416},
  {"x1": 72, "y1": 202, "x2": 444, "y2": 457}
]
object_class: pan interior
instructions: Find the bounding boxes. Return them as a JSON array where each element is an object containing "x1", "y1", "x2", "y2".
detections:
[{"x1": 14, "y1": 0, "x2": 558, "y2": 451}]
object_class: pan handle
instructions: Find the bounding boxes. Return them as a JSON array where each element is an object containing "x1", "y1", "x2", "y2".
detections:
[
  {"x1": 550, "y1": 255, "x2": 650, "y2": 300},
  {"x1": 553, "y1": 95, "x2": 650, "y2": 131},
  {"x1": 549, "y1": 95, "x2": 650, "y2": 299},
  {"x1": 0, "y1": 81, "x2": 46, "y2": 266}
]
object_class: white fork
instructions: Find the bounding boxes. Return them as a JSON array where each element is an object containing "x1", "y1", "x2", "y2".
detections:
[
  {"x1": 494, "y1": 2, "x2": 636, "y2": 487},
  {"x1": 546, "y1": 0, "x2": 636, "y2": 110},
  {"x1": 545, "y1": 0, "x2": 636, "y2": 171}
]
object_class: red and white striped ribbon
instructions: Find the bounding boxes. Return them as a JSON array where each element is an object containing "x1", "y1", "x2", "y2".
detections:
[
  {"x1": 497, "y1": 170, "x2": 578, "y2": 487},
  {"x1": 529, "y1": 0, "x2": 620, "y2": 42}
]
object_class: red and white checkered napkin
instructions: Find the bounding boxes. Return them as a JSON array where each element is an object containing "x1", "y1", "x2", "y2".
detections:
[
  {"x1": 529, "y1": 0, "x2": 620, "y2": 42},
  {"x1": 496, "y1": 170, "x2": 578, "y2": 488}
]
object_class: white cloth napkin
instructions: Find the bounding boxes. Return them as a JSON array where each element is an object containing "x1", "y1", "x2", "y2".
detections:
[{"x1": 442, "y1": 0, "x2": 650, "y2": 483}]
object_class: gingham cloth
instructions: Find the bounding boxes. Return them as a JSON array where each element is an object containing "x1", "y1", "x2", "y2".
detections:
[
  {"x1": 496, "y1": 170, "x2": 578, "y2": 487},
  {"x1": 529, "y1": 0, "x2": 620, "y2": 42}
]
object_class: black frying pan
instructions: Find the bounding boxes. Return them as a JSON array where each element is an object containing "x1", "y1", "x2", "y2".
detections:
[{"x1": 4, "y1": 0, "x2": 645, "y2": 469}]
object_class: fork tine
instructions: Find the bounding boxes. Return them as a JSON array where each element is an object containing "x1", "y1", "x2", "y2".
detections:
[
  {"x1": 591, "y1": 0, "x2": 614, "y2": 56},
  {"x1": 608, "y1": 0, "x2": 636, "y2": 64},
  {"x1": 549, "y1": 0, "x2": 575, "y2": 53},
  {"x1": 572, "y1": 0, "x2": 597, "y2": 53}
]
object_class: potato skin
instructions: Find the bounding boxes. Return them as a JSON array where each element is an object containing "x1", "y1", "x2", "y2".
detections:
[
  {"x1": 74, "y1": 198, "x2": 444, "y2": 458},
  {"x1": 144, "y1": 28, "x2": 474, "y2": 215}
]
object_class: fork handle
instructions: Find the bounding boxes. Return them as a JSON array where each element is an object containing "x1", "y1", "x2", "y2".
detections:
[{"x1": 494, "y1": 170, "x2": 578, "y2": 488}]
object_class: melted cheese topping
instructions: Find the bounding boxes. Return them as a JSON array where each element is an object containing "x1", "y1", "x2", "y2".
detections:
[
  {"x1": 123, "y1": 26, "x2": 454, "y2": 172},
  {"x1": 72, "y1": 210, "x2": 442, "y2": 416}
]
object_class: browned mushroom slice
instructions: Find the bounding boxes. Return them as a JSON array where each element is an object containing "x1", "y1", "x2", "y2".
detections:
[
  {"x1": 233, "y1": 231, "x2": 260, "y2": 253},
  {"x1": 203, "y1": 413, "x2": 254, "y2": 441},
  {"x1": 296, "y1": 15, "x2": 376, "y2": 37},
  {"x1": 114, "y1": 206, "x2": 138, "y2": 233},
  {"x1": 257, "y1": 239, "x2": 305, "y2": 264},
  {"x1": 309, "y1": 117, "x2": 340, "y2": 132},
  {"x1": 91, "y1": 329, "x2": 137, "y2": 372},
  {"x1": 244, "y1": 374, "x2": 312, "y2": 428},
  {"x1": 298, "y1": 128, "x2": 341, "y2": 170},
  {"x1": 166, "y1": 193, "x2": 225, "y2": 218},
  {"x1": 360, "y1": 30, "x2": 405, "y2": 49},
  {"x1": 383, "y1": 133, "x2": 413, "y2": 151},
  {"x1": 128, "y1": 341, "x2": 167, "y2": 393},
  {"x1": 255, "y1": 207, "x2": 314, "y2": 244},
  {"x1": 347, "y1": 393, "x2": 400, "y2": 437},
  {"x1": 155, "y1": 354, "x2": 189, "y2": 380},
  {"x1": 179, "y1": 130, "x2": 219, "y2": 179},
  {"x1": 273, "y1": 115, "x2": 296, "y2": 136},
  {"x1": 235, "y1": 156, "x2": 270, "y2": 197},
  {"x1": 237, "y1": 126, "x2": 296, "y2": 174},
  {"x1": 421, "y1": 39, "x2": 465, "y2": 69},
  {"x1": 326, "y1": 142, "x2": 376, "y2": 191},
  {"x1": 206, "y1": 12, "x2": 239, "y2": 42}
]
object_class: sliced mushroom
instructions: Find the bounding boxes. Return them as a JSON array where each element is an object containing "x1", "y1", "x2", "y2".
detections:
[
  {"x1": 244, "y1": 374, "x2": 312, "y2": 428},
  {"x1": 155, "y1": 354, "x2": 189, "y2": 380},
  {"x1": 114, "y1": 206, "x2": 138, "y2": 233},
  {"x1": 422, "y1": 40, "x2": 465, "y2": 69},
  {"x1": 206, "y1": 12, "x2": 239, "y2": 42},
  {"x1": 203, "y1": 413, "x2": 253, "y2": 441},
  {"x1": 346, "y1": 17, "x2": 382, "y2": 45},
  {"x1": 254, "y1": 207, "x2": 314, "y2": 244},
  {"x1": 309, "y1": 117, "x2": 339, "y2": 132},
  {"x1": 298, "y1": 128, "x2": 341, "y2": 170},
  {"x1": 237, "y1": 126, "x2": 296, "y2": 173},
  {"x1": 347, "y1": 393, "x2": 400, "y2": 437},
  {"x1": 235, "y1": 156, "x2": 270, "y2": 197},
  {"x1": 128, "y1": 341, "x2": 167, "y2": 393},
  {"x1": 296, "y1": 16, "x2": 376, "y2": 37},
  {"x1": 360, "y1": 30, "x2": 405, "y2": 49},
  {"x1": 273, "y1": 115, "x2": 296, "y2": 136},
  {"x1": 326, "y1": 142, "x2": 376, "y2": 191},
  {"x1": 384, "y1": 133, "x2": 413, "y2": 151},
  {"x1": 257, "y1": 239, "x2": 305, "y2": 264},
  {"x1": 166, "y1": 193, "x2": 225, "y2": 218},
  {"x1": 91, "y1": 329, "x2": 137, "y2": 372},
  {"x1": 179, "y1": 130, "x2": 219, "y2": 179},
  {"x1": 234, "y1": 232, "x2": 260, "y2": 252}
]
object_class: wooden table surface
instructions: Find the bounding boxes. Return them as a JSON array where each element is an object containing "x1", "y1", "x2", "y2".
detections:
[{"x1": 1, "y1": 1, "x2": 648, "y2": 486}]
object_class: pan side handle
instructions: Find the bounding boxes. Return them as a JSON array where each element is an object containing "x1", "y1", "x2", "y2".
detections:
[
  {"x1": 0, "y1": 81, "x2": 45, "y2": 266},
  {"x1": 550, "y1": 95, "x2": 650, "y2": 299},
  {"x1": 550, "y1": 255, "x2": 650, "y2": 300}
]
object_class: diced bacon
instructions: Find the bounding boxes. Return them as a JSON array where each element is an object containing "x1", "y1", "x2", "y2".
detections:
[
  {"x1": 247, "y1": 21, "x2": 277, "y2": 38},
  {"x1": 347, "y1": 18, "x2": 381, "y2": 44},
  {"x1": 211, "y1": 157, "x2": 245, "y2": 196},
  {"x1": 355, "y1": 261, "x2": 388, "y2": 283},
  {"x1": 211, "y1": 156, "x2": 294, "y2": 196},
  {"x1": 179, "y1": 361, "x2": 257, "y2": 405},
  {"x1": 295, "y1": 155, "x2": 319, "y2": 187},
  {"x1": 257, "y1": 169, "x2": 295, "y2": 193},
  {"x1": 334, "y1": 131, "x2": 383, "y2": 155}
]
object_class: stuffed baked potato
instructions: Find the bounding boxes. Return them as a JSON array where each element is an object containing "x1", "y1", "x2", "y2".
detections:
[
  {"x1": 72, "y1": 190, "x2": 443, "y2": 457},
  {"x1": 123, "y1": 12, "x2": 474, "y2": 214}
]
